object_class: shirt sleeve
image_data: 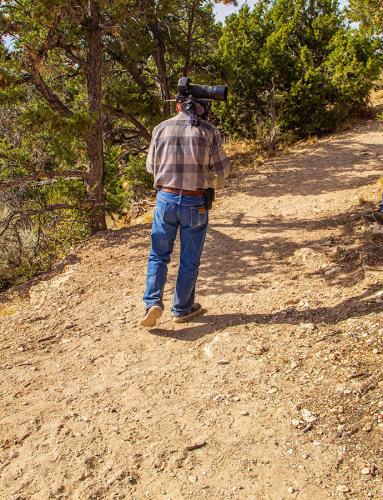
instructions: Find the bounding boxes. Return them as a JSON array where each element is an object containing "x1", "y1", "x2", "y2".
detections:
[
  {"x1": 146, "y1": 129, "x2": 156, "y2": 175},
  {"x1": 209, "y1": 128, "x2": 230, "y2": 179}
]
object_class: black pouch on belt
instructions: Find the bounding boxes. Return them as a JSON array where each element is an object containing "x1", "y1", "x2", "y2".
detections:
[{"x1": 204, "y1": 188, "x2": 215, "y2": 210}]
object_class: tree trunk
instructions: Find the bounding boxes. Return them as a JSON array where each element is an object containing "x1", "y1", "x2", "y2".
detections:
[
  {"x1": 151, "y1": 22, "x2": 170, "y2": 116},
  {"x1": 268, "y1": 77, "x2": 277, "y2": 151},
  {"x1": 86, "y1": 0, "x2": 107, "y2": 233},
  {"x1": 183, "y1": 0, "x2": 198, "y2": 77}
]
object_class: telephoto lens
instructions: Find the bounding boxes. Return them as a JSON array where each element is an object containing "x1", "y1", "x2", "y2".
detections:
[
  {"x1": 189, "y1": 84, "x2": 228, "y2": 101},
  {"x1": 177, "y1": 77, "x2": 228, "y2": 102}
]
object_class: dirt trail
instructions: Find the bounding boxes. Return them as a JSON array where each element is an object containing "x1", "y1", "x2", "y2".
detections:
[{"x1": 1, "y1": 120, "x2": 383, "y2": 499}]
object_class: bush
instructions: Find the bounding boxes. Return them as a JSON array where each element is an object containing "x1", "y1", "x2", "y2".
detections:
[
  {"x1": 216, "y1": 0, "x2": 382, "y2": 145},
  {"x1": 0, "y1": 189, "x2": 89, "y2": 290}
]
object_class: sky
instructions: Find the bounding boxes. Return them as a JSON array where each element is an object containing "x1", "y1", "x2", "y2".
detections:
[{"x1": 214, "y1": 0, "x2": 349, "y2": 22}]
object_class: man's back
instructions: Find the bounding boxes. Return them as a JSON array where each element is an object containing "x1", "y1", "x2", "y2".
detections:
[{"x1": 146, "y1": 111, "x2": 230, "y2": 190}]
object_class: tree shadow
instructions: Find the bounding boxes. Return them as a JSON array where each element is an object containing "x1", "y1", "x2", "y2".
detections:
[
  {"x1": 149, "y1": 284, "x2": 383, "y2": 341},
  {"x1": 197, "y1": 202, "x2": 383, "y2": 296},
  {"x1": 228, "y1": 120, "x2": 382, "y2": 198}
]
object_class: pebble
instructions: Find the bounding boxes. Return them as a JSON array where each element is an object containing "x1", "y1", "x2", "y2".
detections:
[
  {"x1": 268, "y1": 387, "x2": 278, "y2": 394},
  {"x1": 188, "y1": 475, "x2": 197, "y2": 483},
  {"x1": 240, "y1": 411, "x2": 249, "y2": 416},
  {"x1": 363, "y1": 423, "x2": 372, "y2": 433},
  {"x1": 246, "y1": 345, "x2": 268, "y2": 355},
  {"x1": 301, "y1": 323, "x2": 316, "y2": 331},
  {"x1": 361, "y1": 467, "x2": 371, "y2": 475},
  {"x1": 217, "y1": 360, "x2": 230, "y2": 365},
  {"x1": 312, "y1": 441, "x2": 321, "y2": 447},
  {"x1": 287, "y1": 486, "x2": 296, "y2": 494},
  {"x1": 301, "y1": 409, "x2": 317, "y2": 423},
  {"x1": 291, "y1": 419, "x2": 301, "y2": 428},
  {"x1": 64, "y1": 323, "x2": 76, "y2": 329},
  {"x1": 337, "y1": 485, "x2": 350, "y2": 493}
]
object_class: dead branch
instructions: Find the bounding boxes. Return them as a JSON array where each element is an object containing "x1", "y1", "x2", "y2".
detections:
[
  {"x1": 0, "y1": 171, "x2": 88, "y2": 189},
  {"x1": 106, "y1": 106, "x2": 151, "y2": 140}
]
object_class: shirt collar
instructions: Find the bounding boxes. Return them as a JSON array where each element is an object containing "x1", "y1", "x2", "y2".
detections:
[{"x1": 176, "y1": 112, "x2": 190, "y2": 120}]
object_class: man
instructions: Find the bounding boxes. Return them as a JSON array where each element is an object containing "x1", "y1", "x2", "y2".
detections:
[{"x1": 141, "y1": 99, "x2": 230, "y2": 328}]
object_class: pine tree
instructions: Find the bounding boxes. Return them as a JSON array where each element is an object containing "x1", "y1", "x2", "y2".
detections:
[{"x1": 1, "y1": 0, "x2": 107, "y2": 232}]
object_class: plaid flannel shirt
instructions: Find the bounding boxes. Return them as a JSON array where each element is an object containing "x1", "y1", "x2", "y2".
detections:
[{"x1": 146, "y1": 112, "x2": 230, "y2": 190}]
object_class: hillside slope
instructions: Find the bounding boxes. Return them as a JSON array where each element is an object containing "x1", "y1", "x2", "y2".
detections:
[{"x1": 1, "y1": 119, "x2": 383, "y2": 499}]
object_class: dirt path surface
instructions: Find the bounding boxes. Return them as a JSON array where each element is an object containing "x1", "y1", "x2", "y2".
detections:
[{"x1": 1, "y1": 120, "x2": 383, "y2": 499}]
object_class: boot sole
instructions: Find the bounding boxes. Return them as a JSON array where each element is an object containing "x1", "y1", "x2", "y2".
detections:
[{"x1": 141, "y1": 306, "x2": 163, "y2": 328}]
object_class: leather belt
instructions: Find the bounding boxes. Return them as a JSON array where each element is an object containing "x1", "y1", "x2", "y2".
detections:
[{"x1": 160, "y1": 186, "x2": 205, "y2": 197}]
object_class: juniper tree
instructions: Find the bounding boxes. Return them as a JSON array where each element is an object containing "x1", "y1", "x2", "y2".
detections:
[
  {"x1": 215, "y1": 0, "x2": 381, "y2": 143},
  {"x1": 347, "y1": 0, "x2": 383, "y2": 36}
]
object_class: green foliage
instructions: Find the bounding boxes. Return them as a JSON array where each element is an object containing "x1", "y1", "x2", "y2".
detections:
[
  {"x1": 216, "y1": 0, "x2": 382, "y2": 143},
  {"x1": 347, "y1": 0, "x2": 383, "y2": 36},
  {"x1": 124, "y1": 155, "x2": 153, "y2": 193}
]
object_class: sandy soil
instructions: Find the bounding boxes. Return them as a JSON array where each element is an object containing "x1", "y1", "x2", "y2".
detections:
[{"x1": 1, "y1": 119, "x2": 383, "y2": 499}]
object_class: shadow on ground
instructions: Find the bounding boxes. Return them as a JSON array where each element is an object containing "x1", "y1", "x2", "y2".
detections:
[
  {"x1": 228, "y1": 120, "x2": 382, "y2": 198},
  {"x1": 150, "y1": 283, "x2": 383, "y2": 341}
]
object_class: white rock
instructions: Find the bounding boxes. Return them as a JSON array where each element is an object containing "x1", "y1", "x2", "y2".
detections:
[
  {"x1": 301, "y1": 322, "x2": 316, "y2": 331},
  {"x1": 301, "y1": 409, "x2": 317, "y2": 423},
  {"x1": 361, "y1": 467, "x2": 371, "y2": 475},
  {"x1": 337, "y1": 485, "x2": 350, "y2": 493}
]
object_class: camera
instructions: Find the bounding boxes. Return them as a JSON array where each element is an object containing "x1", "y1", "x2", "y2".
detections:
[{"x1": 177, "y1": 77, "x2": 228, "y2": 102}]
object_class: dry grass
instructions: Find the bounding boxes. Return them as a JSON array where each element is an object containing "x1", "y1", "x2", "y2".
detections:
[
  {"x1": 371, "y1": 88, "x2": 383, "y2": 107},
  {"x1": 0, "y1": 304, "x2": 17, "y2": 317}
]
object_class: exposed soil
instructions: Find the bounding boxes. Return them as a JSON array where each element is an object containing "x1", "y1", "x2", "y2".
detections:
[{"x1": 1, "y1": 119, "x2": 383, "y2": 499}]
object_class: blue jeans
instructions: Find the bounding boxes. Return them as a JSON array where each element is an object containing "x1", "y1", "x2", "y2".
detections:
[{"x1": 143, "y1": 191, "x2": 208, "y2": 316}]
